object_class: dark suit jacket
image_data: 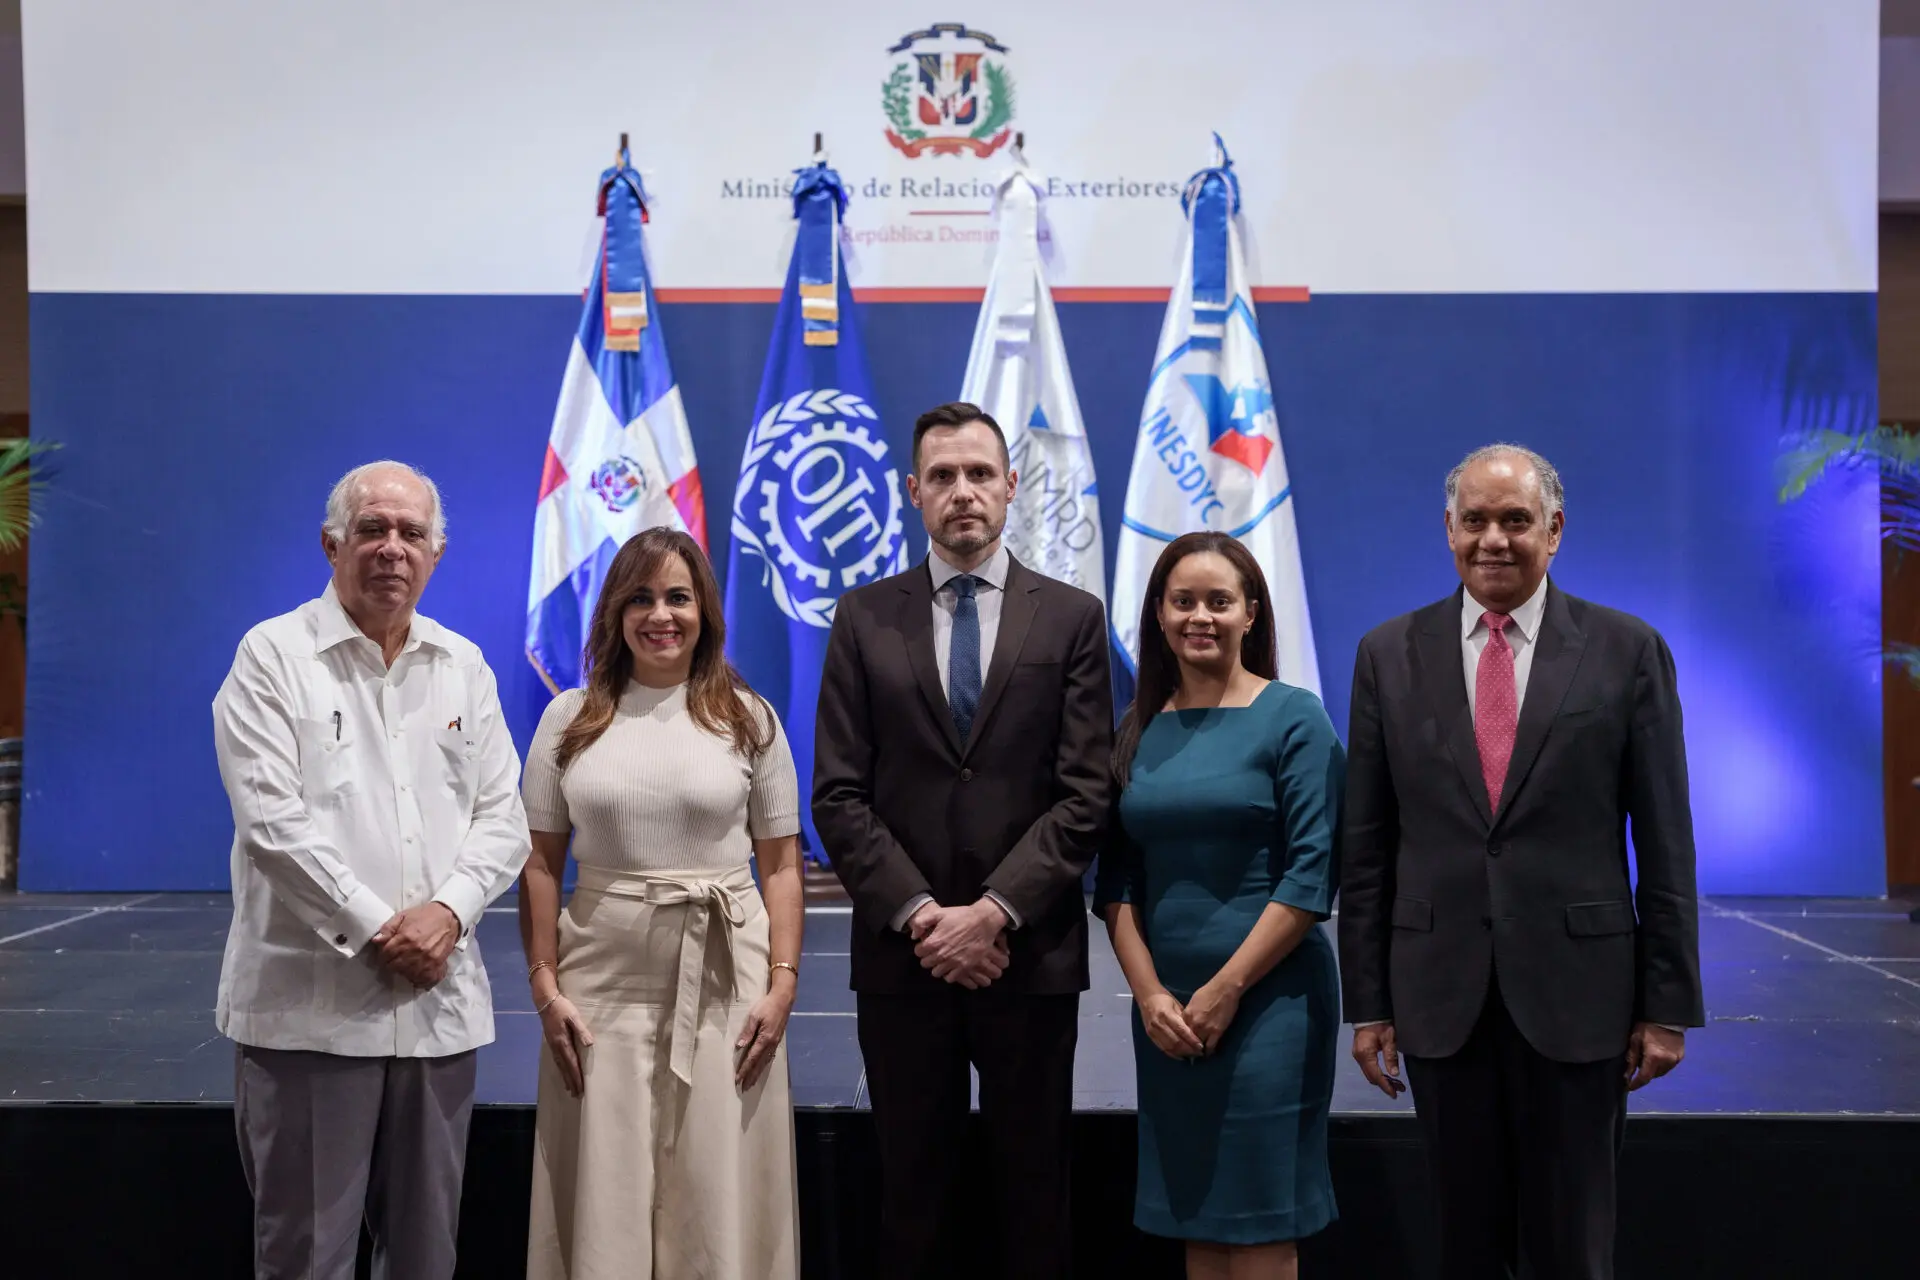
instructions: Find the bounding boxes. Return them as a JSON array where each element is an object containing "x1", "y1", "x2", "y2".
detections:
[
  {"x1": 812, "y1": 554, "x2": 1113, "y2": 994},
  {"x1": 1337, "y1": 582, "x2": 1704, "y2": 1063}
]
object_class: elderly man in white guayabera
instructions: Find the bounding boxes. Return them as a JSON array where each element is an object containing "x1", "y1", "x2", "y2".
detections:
[{"x1": 211, "y1": 461, "x2": 531, "y2": 1280}]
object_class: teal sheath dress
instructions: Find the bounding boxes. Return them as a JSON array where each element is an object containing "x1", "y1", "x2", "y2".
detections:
[{"x1": 1094, "y1": 681, "x2": 1345, "y2": 1244}]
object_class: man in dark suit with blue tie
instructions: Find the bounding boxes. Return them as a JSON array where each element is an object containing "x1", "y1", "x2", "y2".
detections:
[
  {"x1": 813, "y1": 402, "x2": 1113, "y2": 1280},
  {"x1": 1338, "y1": 444, "x2": 1705, "y2": 1280}
]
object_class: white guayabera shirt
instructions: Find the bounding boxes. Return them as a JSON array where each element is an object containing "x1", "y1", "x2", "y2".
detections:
[{"x1": 212, "y1": 583, "x2": 531, "y2": 1057}]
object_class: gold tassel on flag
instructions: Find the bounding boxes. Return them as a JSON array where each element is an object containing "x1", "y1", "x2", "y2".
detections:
[{"x1": 604, "y1": 290, "x2": 648, "y2": 352}]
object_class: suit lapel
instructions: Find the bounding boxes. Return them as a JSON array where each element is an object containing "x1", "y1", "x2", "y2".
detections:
[
  {"x1": 898, "y1": 566, "x2": 964, "y2": 758},
  {"x1": 1418, "y1": 589, "x2": 1493, "y2": 827},
  {"x1": 1494, "y1": 583, "x2": 1585, "y2": 825},
  {"x1": 962, "y1": 556, "x2": 1039, "y2": 762}
]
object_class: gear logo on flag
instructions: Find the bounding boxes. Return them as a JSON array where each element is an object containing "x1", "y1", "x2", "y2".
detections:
[
  {"x1": 730, "y1": 389, "x2": 907, "y2": 628},
  {"x1": 881, "y1": 23, "x2": 1016, "y2": 159},
  {"x1": 587, "y1": 456, "x2": 650, "y2": 513}
]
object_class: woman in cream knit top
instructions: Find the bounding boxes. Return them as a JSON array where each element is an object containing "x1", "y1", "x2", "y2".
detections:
[
  {"x1": 521, "y1": 679, "x2": 798, "y2": 873},
  {"x1": 518, "y1": 529, "x2": 805, "y2": 1280}
]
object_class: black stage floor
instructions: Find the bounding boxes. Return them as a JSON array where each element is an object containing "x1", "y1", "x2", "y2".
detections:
[{"x1": 3, "y1": 891, "x2": 1918, "y2": 1277}]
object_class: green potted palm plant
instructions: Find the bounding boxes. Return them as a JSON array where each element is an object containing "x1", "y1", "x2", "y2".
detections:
[
  {"x1": 1778, "y1": 424, "x2": 1920, "y2": 918},
  {"x1": 0, "y1": 437, "x2": 58, "y2": 887},
  {"x1": 1778, "y1": 424, "x2": 1920, "y2": 679}
]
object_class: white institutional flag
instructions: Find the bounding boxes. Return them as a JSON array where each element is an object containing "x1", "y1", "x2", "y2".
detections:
[
  {"x1": 960, "y1": 157, "x2": 1105, "y2": 601},
  {"x1": 1111, "y1": 138, "x2": 1319, "y2": 693}
]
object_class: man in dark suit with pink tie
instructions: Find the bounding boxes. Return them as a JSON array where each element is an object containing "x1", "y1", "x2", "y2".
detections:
[{"x1": 1339, "y1": 444, "x2": 1704, "y2": 1280}]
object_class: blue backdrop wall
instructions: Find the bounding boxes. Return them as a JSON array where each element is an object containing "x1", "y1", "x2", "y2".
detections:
[{"x1": 23, "y1": 290, "x2": 1882, "y2": 894}]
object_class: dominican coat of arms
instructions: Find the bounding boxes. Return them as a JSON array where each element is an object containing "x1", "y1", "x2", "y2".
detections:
[
  {"x1": 881, "y1": 24, "x2": 1016, "y2": 159},
  {"x1": 588, "y1": 456, "x2": 648, "y2": 513}
]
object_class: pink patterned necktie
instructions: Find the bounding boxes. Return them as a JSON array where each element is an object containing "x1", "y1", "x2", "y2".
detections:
[{"x1": 1475, "y1": 612, "x2": 1518, "y2": 813}]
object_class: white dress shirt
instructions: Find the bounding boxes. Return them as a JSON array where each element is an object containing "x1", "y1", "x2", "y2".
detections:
[
  {"x1": 929, "y1": 540, "x2": 1009, "y2": 697},
  {"x1": 1462, "y1": 578, "x2": 1550, "y2": 719},
  {"x1": 890, "y1": 542, "x2": 1020, "y2": 932},
  {"x1": 212, "y1": 584, "x2": 531, "y2": 1057}
]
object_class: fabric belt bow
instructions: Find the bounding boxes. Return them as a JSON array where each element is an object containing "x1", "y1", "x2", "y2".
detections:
[{"x1": 575, "y1": 864, "x2": 752, "y2": 1086}]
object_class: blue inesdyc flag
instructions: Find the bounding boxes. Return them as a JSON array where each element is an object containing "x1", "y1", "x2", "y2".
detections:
[{"x1": 1111, "y1": 135, "x2": 1319, "y2": 697}]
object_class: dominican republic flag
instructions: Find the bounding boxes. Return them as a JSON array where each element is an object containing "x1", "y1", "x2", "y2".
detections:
[
  {"x1": 724, "y1": 161, "x2": 909, "y2": 857},
  {"x1": 959, "y1": 154, "x2": 1105, "y2": 602},
  {"x1": 1110, "y1": 136, "x2": 1320, "y2": 695},
  {"x1": 526, "y1": 144, "x2": 705, "y2": 692}
]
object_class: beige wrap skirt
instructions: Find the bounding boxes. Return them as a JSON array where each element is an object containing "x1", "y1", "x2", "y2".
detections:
[{"x1": 526, "y1": 863, "x2": 799, "y2": 1279}]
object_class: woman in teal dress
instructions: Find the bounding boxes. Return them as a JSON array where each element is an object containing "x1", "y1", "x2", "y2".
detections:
[{"x1": 1096, "y1": 531, "x2": 1344, "y2": 1279}]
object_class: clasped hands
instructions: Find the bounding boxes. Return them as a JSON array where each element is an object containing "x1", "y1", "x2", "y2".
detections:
[
  {"x1": 909, "y1": 899, "x2": 1011, "y2": 988},
  {"x1": 368, "y1": 902, "x2": 461, "y2": 988},
  {"x1": 1137, "y1": 979, "x2": 1242, "y2": 1060}
]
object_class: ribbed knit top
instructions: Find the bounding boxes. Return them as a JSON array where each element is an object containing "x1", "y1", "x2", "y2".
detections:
[{"x1": 521, "y1": 681, "x2": 800, "y2": 872}]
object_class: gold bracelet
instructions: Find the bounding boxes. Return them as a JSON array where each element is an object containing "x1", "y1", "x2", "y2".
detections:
[
  {"x1": 528, "y1": 960, "x2": 553, "y2": 981},
  {"x1": 770, "y1": 962, "x2": 799, "y2": 978}
]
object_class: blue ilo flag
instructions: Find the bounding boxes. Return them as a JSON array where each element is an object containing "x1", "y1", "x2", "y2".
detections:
[
  {"x1": 527, "y1": 143, "x2": 705, "y2": 692},
  {"x1": 1111, "y1": 136, "x2": 1320, "y2": 698},
  {"x1": 724, "y1": 162, "x2": 909, "y2": 858}
]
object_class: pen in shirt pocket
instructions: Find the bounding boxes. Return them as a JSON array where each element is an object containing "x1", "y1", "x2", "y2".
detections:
[{"x1": 332, "y1": 710, "x2": 341, "y2": 741}]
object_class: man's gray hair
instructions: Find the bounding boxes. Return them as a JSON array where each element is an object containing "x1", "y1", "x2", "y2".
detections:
[
  {"x1": 323, "y1": 460, "x2": 447, "y2": 551},
  {"x1": 1445, "y1": 443, "x2": 1565, "y2": 520}
]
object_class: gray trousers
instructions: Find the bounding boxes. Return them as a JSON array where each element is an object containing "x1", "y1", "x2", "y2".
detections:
[{"x1": 234, "y1": 1044, "x2": 477, "y2": 1280}]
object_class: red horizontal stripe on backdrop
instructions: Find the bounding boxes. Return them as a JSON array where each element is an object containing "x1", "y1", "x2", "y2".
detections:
[
  {"x1": 651, "y1": 286, "x2": 1311, "y2": 304},
  {"x1": 653, "y1": 288, "x2": 784, "y2": 302}
]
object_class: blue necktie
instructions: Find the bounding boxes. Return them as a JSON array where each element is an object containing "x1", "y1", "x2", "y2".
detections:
[{"x1": 949, "y1": 574, "x2": 982, "y2": 743}]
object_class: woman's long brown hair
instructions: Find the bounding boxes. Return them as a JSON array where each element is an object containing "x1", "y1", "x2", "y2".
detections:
[
  {"x1": 1112, "y1": 531, "x2": 1277, "y2": 786},
  {"x1": 553, "y1": 527, "x2": 773, "y2": 769}
]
